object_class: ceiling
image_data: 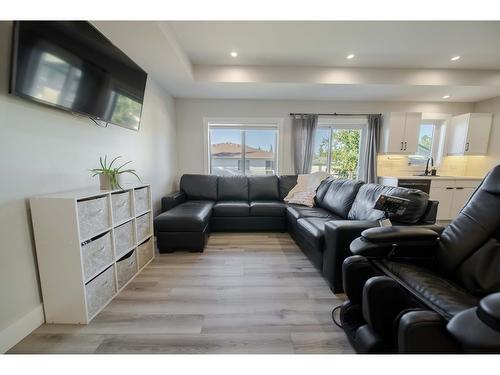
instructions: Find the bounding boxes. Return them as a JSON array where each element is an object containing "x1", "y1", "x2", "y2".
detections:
[
  {"x1": 93, "y1": 21, "x2": 500, "y2": 102},
  {"x1": 169, "y1": 21, "x2": 500, "y2": 69}
]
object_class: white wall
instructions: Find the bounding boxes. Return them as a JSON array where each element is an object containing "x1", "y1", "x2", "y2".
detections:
[
  {"x1": 175, "y1": 98, "x2": 474, "y2": 175},
  {"x1": 471, "y1": 96, "x2": 500, "y2": 175},
  {"x1": 0, "y1": 21, "x2": 177, "y2": 351}
]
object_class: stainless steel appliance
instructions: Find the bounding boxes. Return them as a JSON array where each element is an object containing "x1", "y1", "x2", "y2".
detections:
[{"x1": 397, "y1": 179, "x2": 431, "y2": 194}]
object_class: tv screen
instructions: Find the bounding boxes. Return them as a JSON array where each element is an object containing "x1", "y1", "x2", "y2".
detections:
[{"x1": 10, "y1": 21, "x2": 148, "y2": 131}]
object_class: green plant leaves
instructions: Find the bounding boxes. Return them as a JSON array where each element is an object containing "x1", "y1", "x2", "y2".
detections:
[
  {"x1": 115, "y1": 160, "x2": 132, "y2": 172},
  {"x1": 108, "y1": 156, "x2": 122, "y2": 169},
  {"x1": 91, "y1": 156, "x2": 141, "y2": 188}
]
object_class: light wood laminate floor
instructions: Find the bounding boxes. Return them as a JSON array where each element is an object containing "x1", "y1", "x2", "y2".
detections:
[{"x1": 9, "y1": 233, "x2": 354, "y2": 354}]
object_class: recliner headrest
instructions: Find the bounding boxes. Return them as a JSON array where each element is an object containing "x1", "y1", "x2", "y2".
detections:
[{"x1": 481, "y1": 165, "x2": 500, "y2": 195}]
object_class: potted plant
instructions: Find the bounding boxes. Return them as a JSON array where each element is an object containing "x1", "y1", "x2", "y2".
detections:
[{"x1": 91, "y1": 156, "x2": 142, "y2": 190}]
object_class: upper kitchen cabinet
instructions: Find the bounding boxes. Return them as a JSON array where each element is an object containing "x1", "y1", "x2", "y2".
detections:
[
  {"x1": 380, "y1": 112, "x2": 422, "y2": 154},
  {"x1": 446, "y1": 113, "x2": 492, "y2": 155}
]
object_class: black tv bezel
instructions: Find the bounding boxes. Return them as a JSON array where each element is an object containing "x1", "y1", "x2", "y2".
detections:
[{"x1": 8, "y1": 21, "x2": 148, "y2": 132}]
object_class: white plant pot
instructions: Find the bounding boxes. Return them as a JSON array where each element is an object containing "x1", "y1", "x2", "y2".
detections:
[{"x1": 99, "y1": 174, "x2": 123, "y2": 190}]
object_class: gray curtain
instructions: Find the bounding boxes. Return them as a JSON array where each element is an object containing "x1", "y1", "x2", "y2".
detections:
[
  {"x1": 292, "y1": 114, "x2": 319, "y2": 174},
  {"x1": 360, "y1": 114, "x2": 381, "y2": 183}
]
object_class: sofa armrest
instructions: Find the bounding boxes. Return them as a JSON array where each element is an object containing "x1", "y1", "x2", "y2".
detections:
[
  {"x1": 418, "y1": 200, "x2": 439, "y2": 224},
  {"x1": 323, "y1": 220, "x2": 380, "y2": 293},
  {"x1": 350, "y1": 226, "x2": 440, "y2": 259},
  {"x1": 161, "y1": 191, "x2": 186, "y2": 212}
]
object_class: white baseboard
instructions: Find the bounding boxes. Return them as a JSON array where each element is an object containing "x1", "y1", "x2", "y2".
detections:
[{"x1": 0, "y1": 304, "x2": 45, "y2": 353}]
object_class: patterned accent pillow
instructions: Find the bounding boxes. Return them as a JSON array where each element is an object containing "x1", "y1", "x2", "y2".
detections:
[{"x1": 287, "y1": 191, "x2": 316, "y2": 207}]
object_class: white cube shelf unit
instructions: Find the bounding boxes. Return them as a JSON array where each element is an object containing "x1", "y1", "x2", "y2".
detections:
[{"x1": 30, "y1": 184, "x2": 155, "y2": 324}]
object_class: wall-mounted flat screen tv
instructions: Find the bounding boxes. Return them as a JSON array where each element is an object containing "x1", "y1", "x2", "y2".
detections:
[{"x1": 10, "y1": 21, "x2": 148, "y2": 131}]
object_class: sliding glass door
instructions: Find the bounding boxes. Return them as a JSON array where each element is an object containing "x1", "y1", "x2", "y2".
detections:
[{"x1": 312, "y1": 118, "x2": 367, "y2": 180}]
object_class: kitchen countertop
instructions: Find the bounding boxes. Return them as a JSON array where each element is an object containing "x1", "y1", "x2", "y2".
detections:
[{"x1": 378, "y1": 175, "x2": 483, "y2": 180}]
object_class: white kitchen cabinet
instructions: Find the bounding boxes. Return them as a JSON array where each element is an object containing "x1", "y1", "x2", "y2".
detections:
[
  {"x1": 381, "y1": 112, "x2": 422, "y2": 154},
  {"x1": 403, "y1": 112, "x2": 421, "y2": 154},
  {"x1": 449, "y1": 187, "x2": 476, "y2": 218},
  {"x1": 429, "y1": 186, "x2": 454, "y2": 221},
  {"x1": 446, "y1": 113, "x2": 492, "y2": 155},
  {"x1": 429, "y1": 179, "x2": 480, "y2": 220}
]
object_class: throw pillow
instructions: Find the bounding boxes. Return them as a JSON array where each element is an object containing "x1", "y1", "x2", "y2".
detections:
[{"x1": 287, "y1": 190, "x2": 316, "y2": 207}]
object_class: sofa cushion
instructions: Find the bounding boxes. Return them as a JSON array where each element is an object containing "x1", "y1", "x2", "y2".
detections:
[
  {"x1": 213, "y1": 201, "x2": 250, "y2": 217},
  {"x1": 180, "y1": 174, "x2": 218, "y2": 201},
  {"x1": 314, "y1": 177, "x2": 334, "y2": 205},
  {"x1": 250, "y1": 201, "x2": 286, "y2": 217},
  {"x1": 217, "y1": 176, "x2": 249, "y2": 201},
  {"x1": 378, "y1": 260, "x2": 478, "y2": 319},
  {"x1": 286, "y1": 204, "x2": 340, "y2": 222},
  {"x1": 347, "y1": 184, "x2": 429, "y2": 224},
  {"x1": 248, "y1": 176, "x2": 279, "y2": 200},
  {"x1": 296, "y1": 217, "x2": 332, "y2": 253},
  {"x1": 278, "y1": 175, "x2": 298, "y2": 200},
  {"x1": 154, "y1": 201, "x2": 214, "y2": 232},
  {"x1": 318, "y1": 179, "x2": 364, "y2": 218}
]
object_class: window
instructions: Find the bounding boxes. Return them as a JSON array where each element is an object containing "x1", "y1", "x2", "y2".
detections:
[
  {"x1": 209, "y1": 125, "x2": 278, "y2": 176},
  {"x1": 417, "y1": 124, "x2": 435, "y2": 159},
  {"x1": 408, "y1": 120, "x2": 444, "y2": 166},
  {"x1": 312, "y1": 118, "x2": 366, "y2": 179}
]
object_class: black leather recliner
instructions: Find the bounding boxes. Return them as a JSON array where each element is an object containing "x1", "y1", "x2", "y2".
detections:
[{"x1": 339, "y1": 165, "x2": 500, "y2": 353}]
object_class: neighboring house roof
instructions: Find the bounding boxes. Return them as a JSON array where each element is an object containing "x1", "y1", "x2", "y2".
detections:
[{"x1": 211, "y1": 142, "x2": 273, "y2": 159}]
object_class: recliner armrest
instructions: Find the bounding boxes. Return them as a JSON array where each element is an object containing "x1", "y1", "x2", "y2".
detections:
[
  {"x1": 161, "y1": 191, "x2": 186, "y2": 212},
  {"x1": 447, "y1": 293, "x2": 500, "y2": 353},
  {"x1": 350, "y1": 226, "x2": 440, "y2": 259},
  {"x1": 397, "y1": 310, "x2": 462, "y2": 353},
  {"x1": 361, "y1": 226, "x2": 441, "y2": 243}
]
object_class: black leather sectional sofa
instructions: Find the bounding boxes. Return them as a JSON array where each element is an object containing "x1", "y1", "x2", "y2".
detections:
[{"x1": 154, "y1": 174, "x2": 438, "y2": 292}]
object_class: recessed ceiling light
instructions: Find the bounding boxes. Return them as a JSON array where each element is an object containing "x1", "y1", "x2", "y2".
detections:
[
  {"x1": 230, "y1": 51, "x2": 238, "y2": 57},
  {"x1": 450, "y1": 55, "x2": 461, "y2": 61},
  {"x1": 442, "y1": 95, "x2": 451, "y2": 99},
  {"x1": 346, "y1": 54, "x2": 355, "y2": 59}
]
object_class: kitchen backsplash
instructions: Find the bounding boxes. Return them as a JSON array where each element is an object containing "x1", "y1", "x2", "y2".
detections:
[{"x1": 377, "y1": 155, "x2": 489, "y2": 177}]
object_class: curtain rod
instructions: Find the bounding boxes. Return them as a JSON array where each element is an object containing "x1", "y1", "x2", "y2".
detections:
[{"x1": 289, "y1": 112, "x2": 381, "y2": 116}]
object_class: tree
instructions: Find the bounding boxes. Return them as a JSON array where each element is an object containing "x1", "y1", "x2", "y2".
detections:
[
  {"x1": 313, "y1": 130, "x2": 360, "y2": 178},
  {"x1": 318, "y1": 136, "x2": 329, "y2": 159},
  {"x1": 418, "y1": 134, "x2": 433, "y2": 158},
  {"x1": 330, "y1": 130, "x2": 360, "y2": 179},
  {"x1": 312, "y1": 136, "x2": 329, "y2": 171}
]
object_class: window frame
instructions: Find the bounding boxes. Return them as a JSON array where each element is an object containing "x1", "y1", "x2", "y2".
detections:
[
  {"x1": 203, "y1": 117, "x2": 283, "y2": 176},
  {"x1": 313, "y1": 116, "x2": 368, "y2": 179}
]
